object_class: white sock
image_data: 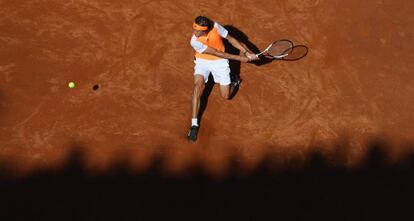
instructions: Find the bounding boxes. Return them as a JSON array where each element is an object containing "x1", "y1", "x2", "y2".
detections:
[{"x1": 191, "y1": 118, "x2": 198, "y2": 127}]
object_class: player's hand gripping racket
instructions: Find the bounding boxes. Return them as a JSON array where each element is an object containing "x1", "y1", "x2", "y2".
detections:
[{"x1": 256, "y1": 39, "x2": 294, "y2": 59}]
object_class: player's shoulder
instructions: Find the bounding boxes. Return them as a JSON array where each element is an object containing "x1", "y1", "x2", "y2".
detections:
[
  {"x1": 190, "y1": 35, "x2": 198, "y2": 43},
  {"x1": 213, "y1": 22, "x2": 228, "y2": 37},
  {"x1": 190, "y1": 35, "x2": 202, "y2": 46},
  {"x1": 213, "y1": 22, "x2": 227, "y2": 31}
]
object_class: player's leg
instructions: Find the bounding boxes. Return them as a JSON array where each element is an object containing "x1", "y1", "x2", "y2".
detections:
[
  {"x1": 211, "y1": 59, "x2": 237, "y2": 100},
  {"x1": 188, "y1": 74, "x2": 205, "y2": 143},
  {"x1": 219, "y1": 84, "x2": 230, "y2": 99},
  {"x1": 219, "y1": 83, "x2": 238, "y2": 99},
  {"x1": 188, "y1": 59, "x2": 210, "y2": 143},
  {"x1": 192, "y1": 74, "x2": 205, "y2": 120}
]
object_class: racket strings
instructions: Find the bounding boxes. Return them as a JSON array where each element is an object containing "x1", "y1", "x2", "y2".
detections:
[{"x1": 268, "y1": 41, "x2": 293, "y2": 57}]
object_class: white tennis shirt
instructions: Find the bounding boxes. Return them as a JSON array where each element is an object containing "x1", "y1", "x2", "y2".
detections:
[{"x1": 190, "y1": 22, "x2": 228, "y2": 53}]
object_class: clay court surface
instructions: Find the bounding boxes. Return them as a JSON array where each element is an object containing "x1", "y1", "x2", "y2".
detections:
[{"x1": 1, "y1": 0, "x2": 414, "y2": 177}]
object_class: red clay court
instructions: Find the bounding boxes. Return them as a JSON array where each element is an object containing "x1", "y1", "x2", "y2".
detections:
[
  {"x1": 1, "y1": 0, "x2": 413, "y2": 177},
  {"x1": 1, "y1": 1, "x2": 414, "y2": 220}
]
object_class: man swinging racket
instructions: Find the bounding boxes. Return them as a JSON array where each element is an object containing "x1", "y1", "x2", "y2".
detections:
[{"x1": 187, "y1": 16, "x2": 259, "y2": 143}]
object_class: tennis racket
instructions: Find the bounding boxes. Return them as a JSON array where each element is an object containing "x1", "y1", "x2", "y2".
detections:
[{"x1": 256, "y1": 39, "x2": 294, "y2": 59}]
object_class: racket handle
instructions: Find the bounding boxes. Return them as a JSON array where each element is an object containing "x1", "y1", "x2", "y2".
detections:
[{"x1": 256, "y1": 51, "x2": 264, "y2": 56}]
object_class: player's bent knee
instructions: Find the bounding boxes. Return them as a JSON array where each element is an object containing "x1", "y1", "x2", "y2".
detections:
[
  {"x1": 193, "y1": 83, "x2": 204, "y2": 97},
  {"x1": 219, "y1": 85, "x2": 230, "y2": 99},
  {"x1": 220, "y1": 91, "x2": 230, "y2": 99}
]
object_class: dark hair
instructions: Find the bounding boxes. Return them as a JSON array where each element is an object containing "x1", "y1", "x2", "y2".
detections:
[{"x1": 195, "y1": 16, "x2": 213, "y2": 31}]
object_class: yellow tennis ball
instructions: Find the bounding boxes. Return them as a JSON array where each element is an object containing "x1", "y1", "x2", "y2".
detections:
[{"x1": 68, "y1": 82, "x2": 75, "y2": 88}]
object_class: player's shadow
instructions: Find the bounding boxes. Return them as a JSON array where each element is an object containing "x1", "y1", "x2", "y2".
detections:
[
  {"x1": 197, "y1": 26, "x2": 308, "y2": 128},
  {"x1": 195, "y1": 25, "x2": 252, "y2": 127},
  {"x1": 197, "y1": 25, "x2": 268, "y2": 126},
  {"x1": 223, "y1": 25, "x2": 265, "y2": 80},
  {"x1": 224, "y1": 25, "x2": 308, "y2": 66},
  {"x1": 224, "y1": 25, "x2": 274, "y2": 67},
  {"x1": 251, "y1": 43, "x2": 309, "y2": 65}
]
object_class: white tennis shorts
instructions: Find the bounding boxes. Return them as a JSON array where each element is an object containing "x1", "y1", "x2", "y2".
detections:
[{"x1": 194, "y1": 58, "x2": 231, "y2": 85}]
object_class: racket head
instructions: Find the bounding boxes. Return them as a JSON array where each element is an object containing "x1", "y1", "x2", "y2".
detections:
[
  {"x1": 283, "y1": 45, "x2": 308, "y2": 61},
  {"x1": 266, "y1": 39, "x2": 294, "y2": 59}
]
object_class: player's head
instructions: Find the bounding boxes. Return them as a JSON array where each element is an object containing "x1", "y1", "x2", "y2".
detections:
[{"x1": 193, "y1": 16, "x2": 213, "y2": 37}]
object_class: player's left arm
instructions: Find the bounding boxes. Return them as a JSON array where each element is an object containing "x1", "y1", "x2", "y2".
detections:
[{"x1": 225, "y1": 35, "x2": 257, "y2": 60}]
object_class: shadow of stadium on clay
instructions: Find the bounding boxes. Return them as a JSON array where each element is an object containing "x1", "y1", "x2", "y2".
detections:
[{"x1": 1, "y1": 139, "x2": 413, "y2": 220}]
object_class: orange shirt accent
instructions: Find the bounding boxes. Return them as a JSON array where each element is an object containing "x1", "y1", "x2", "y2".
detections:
[{"x1": 195, "y1": 27, "x2": 225, "y2": 60}]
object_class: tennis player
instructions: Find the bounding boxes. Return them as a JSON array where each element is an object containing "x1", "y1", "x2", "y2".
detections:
[{"x1": 188, "y1": 16, "x2": 258, "y2": 143}]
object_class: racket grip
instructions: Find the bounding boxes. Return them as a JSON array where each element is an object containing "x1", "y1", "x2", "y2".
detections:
[{"x1": 256, "y1": 51, "x2": 264, "y2": 56}]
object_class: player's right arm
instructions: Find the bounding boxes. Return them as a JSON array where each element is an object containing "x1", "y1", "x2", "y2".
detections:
[{"x1": 203, "y1": 47, "x2": 250, "y2": 62}]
